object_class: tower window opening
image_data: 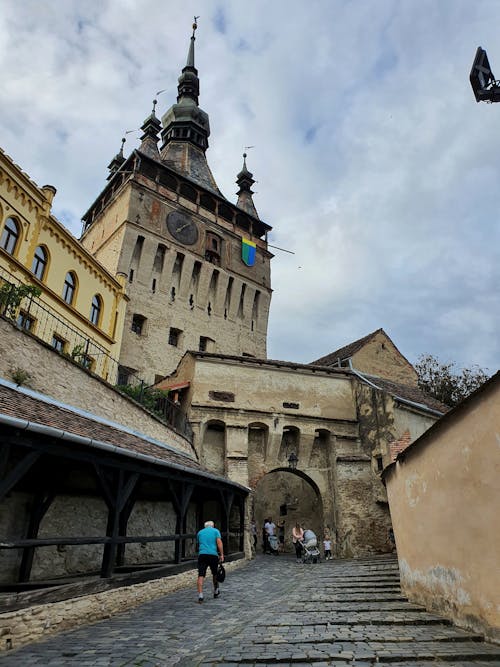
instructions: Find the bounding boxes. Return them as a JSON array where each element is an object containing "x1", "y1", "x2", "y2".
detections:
[
  {"x1": 129, "y1": 269, "x2": 134, "y2": 283},
  {"x1": 153, "y1": 244, "x2": 166, "y2": 272},
  {"x1": 152, "y1": 278, "x2": 156, "y2": 293},
  {"x1": 131, "y1": 235, "x2": 145, "y2": 262},
  {"x1": 189, "y1": 294, "x2": 194, "y2": 309},
  {"x1": 237, "y1": 284, "x2": 246, "y2": 319},
  {"x1": 207, "y1": 302, "x2": 212, "y2": 316},
  {"x1": 131, "y1": 314, "x2": 146, "y2": 335},
  {"x1": 199, "y1": 336, "x2": 215, "y2": 352},
  {"x1": 169, "y1": 327, "x2": 182, "y2": 347},
  {"x1": 170, "y1": 286, "x2": 176, "y2": 302},
  {"x1": 205, "y1": 232, "x2": 221, "y2": 265},
  {"x1": 189, "y1": 261, "x2": 202, "y2": 296}
]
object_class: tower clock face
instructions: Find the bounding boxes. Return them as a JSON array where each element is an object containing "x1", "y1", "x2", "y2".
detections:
[{"x1": 166, "y1": 211, "x2": 199, "y2": 245}]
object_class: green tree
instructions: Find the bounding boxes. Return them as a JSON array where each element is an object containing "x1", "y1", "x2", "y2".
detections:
[
  {"x1": 0, "y1": 282, "x2": 41, "y2": 318},
  {"x1": 415, "y1": 354, "x2": 490, "y2": 407}
]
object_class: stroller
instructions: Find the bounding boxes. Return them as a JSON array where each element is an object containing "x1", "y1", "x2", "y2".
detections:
[
  {"x1": 300, "y1": 530, "x2": 321, "y2": 564},
  {"x1": 268, "y1": 534, "x2": 280, "y2": 555}
]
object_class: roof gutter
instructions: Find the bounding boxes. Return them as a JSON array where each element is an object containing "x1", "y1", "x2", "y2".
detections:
[
  {"x1": 0, "y1": 413, "x2": 249, "y2": 493},
  {"x1": 392, "y1": 395, "x2": 444, "y2": 418}
]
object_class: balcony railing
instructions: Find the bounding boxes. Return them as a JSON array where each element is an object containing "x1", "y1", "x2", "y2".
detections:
[{"x1": 0, "y1": 266, "x2": 193, "y2": 441}]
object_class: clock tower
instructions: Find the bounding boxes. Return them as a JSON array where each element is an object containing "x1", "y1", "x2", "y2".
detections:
[{"x1": 80, "y1": 21, "x2": 273, "y2": 384}]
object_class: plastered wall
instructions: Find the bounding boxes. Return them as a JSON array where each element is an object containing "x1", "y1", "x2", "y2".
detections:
[{"x1": 385, "y1": 377, "x2": 500, "y2": 642}]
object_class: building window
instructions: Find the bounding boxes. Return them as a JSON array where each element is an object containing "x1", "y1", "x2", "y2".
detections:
[
  {"x1": 80, "y1": 354, "x2": 94, "y2": 371},
  {"x1": 169, "y1": 327, "x2": 182, "y2": 346},
  {"x1": 62, "y1": 272, "x2": 76, "y2": 305},
  {"x1": 90, "y1": 294, "x2": 102, "y2": 326},
  {"x1": 16, "y1": 311, "x2": 35, "y2": 332},
  {"x1": 205, "y1": 232, "x2": 221, "y2": 265},
  {"x1": 199, "y1": 336, "x2": 214, "y2": 352},
  {"x1": 51, "y1": 335, "x2": 66, "y2": 353},
  {"x1": 131, "y1": 314, "x2": 146, "y2": 335},
  {"x1": 0, "y1": 218, "x2": 20, "y2": 255},
  {"x1": 31, "y1": 246, "x2": 48, "y2": 280}
]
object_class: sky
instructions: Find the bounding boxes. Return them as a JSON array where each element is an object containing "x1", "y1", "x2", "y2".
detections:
[{"x1": 1, "y1": 0, "x2": 499, "y2": 372}]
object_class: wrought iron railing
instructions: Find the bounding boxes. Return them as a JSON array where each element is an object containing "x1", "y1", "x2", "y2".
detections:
[{"x1": 0, "y1": 266, "x2": 193, "y2": 441}]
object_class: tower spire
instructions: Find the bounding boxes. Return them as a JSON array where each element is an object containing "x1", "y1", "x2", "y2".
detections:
[
  {"x1": 177, "y1": 17, "x2": 200, "y2": 105},
  {"x1": 236, "y1": 152, "x2": 259, "y2": 219},
  {"x1": 159, "y1": 18, "x2": 221, "y2": 194}
]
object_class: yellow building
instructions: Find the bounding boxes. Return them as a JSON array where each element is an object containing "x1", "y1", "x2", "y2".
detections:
[{"x1": 0, "y1": 147, "x2": 127, "y2": 382}]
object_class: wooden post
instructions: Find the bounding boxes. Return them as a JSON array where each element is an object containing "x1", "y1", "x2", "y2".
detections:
[{"x1": 19, "y1": 491, "x2": 55, "y2": 582}]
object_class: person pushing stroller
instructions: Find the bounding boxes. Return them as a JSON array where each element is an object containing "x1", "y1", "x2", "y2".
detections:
[{"x1": 298, "y1": 527, "x2": 321, "y2": 563}]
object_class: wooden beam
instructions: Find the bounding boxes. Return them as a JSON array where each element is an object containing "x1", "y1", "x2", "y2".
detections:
[{"x1": 0, "y1": 451, "x2": 41, "y2": 502}]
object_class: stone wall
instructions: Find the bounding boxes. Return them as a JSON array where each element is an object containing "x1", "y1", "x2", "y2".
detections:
[
  {"x1": 0, "y1": 317, "x2": 195, "y2": 458},
  {"x1": 0, "y1": 559, "x2": 246, "y2": 652},
  {"x1": 1, "y1": 489, "x2": 200, "y2": 583}
]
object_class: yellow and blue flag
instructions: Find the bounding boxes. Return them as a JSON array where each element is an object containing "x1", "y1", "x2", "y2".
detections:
[{"x1": 241, "y1": 238, "x2": 256, "y2": 266}]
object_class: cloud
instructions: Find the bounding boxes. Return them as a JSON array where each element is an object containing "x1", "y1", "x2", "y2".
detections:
[{"x1": 0, "y1": 0, "x2": 499, "y2": 372}]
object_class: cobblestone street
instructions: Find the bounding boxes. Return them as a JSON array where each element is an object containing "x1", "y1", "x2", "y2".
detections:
[{"x1": 0, "y1": 554, "x2": 499, "y2": 666}]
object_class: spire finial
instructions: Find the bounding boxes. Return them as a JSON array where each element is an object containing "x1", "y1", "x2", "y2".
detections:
[
  {"x1": 120, "y1": 137, "x2": 126, "y2": 155},
  {"x1": 152, "y1": 99, "x2": 157, "y2": 114},
  {"x1": 186, "y1": 16, "x2": 199, "y2": 68}
]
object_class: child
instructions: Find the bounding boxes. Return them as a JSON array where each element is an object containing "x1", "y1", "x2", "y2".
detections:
[{"x1": 323, "y1": 535, "x2": 332, "y2": 560}]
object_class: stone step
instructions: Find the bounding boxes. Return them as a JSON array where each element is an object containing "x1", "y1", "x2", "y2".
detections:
[
  {"x1": 258, "y1": 611, "x2": 453, "y2": 625},
  {"x1": 287, "y1": 602, "x2": 424, "y2": 612},
  {"x1": 255, "y1": 627, "x2": 485, "y2": 643},
  {"x1": 217, "y1": 640, "x2": 500, "y2": 663}
]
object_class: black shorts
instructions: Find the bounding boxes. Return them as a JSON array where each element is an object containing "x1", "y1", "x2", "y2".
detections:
[{"x1": 198, "y1": 554, "x2": 219, "y2": 577}]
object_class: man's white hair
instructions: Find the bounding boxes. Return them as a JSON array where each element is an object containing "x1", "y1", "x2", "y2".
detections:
[{"x1": 204, "y1": 520, "x2": 215, "y2": 528}]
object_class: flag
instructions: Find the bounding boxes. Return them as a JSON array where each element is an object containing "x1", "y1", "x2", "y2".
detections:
[{"x1": 241, "y1": 238, "x2": 256, "y2": 266}]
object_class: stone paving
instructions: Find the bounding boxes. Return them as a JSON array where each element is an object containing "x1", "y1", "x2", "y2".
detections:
[{"x1": 0, "y1": 554, "x2": 499, "y2": 666}]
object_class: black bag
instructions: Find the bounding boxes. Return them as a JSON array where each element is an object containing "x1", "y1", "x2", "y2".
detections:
[{"x1": 216, "y1": 563, "x2": 226, "y2": 583}]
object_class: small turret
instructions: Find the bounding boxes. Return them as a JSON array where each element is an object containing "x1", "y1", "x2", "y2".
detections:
[
  {"x1": 139, "y1": 99, "x2": 161, "y2": 159},
  {"x1": 236, "y1": 153, "x2": 259, "y2": 218},
  {"x1": 107, "y1": 137, "x2": 126, "y2": 180}
]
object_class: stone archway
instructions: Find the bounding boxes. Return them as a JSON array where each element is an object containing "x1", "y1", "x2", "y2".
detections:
[{"x1": 254, "y1": 468, "x2": 324, "y2": 553}]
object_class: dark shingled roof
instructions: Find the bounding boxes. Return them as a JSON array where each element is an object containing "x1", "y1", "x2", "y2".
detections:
[
  {"x1": 363, "y1": 374, "x2": 449, "y2": 414},
  {"x1": 0, "y1": 384, "x2": 212, "y2": 475},
  {"x1": 160, "y1": 142, "x2": 222, "y2": 195},
  {"x1": 312, "y1": 328, "x2": 385, "y2": 366}
]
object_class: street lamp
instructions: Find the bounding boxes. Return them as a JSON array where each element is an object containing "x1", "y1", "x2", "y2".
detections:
[
  {"x1": 470, "y1": 47, "x2": 500, "y2": 103},
  {"x1": 287, "y1": 452, "x2": 298, "y2": 470}
]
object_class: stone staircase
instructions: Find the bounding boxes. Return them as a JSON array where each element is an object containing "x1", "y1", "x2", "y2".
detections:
[{"x1": 201, "y1": 554, "x2": 500, "y2": 665}]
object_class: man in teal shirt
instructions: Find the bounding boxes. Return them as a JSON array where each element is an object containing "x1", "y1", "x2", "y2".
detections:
[{"x1": 196, "y1": 520, "x2": 224, "y2": 603}]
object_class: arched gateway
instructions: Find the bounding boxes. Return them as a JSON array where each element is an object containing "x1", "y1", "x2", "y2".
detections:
[{"x1": 253, "y1": 468, "x2": 325, "y2": 554}]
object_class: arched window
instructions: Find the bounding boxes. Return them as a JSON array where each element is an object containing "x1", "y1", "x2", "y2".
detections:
[
  {"x1": 31, "y1": 246, "x2": 48, "y2": 280},
  {"x1": 90, "y1": 294, "x2": 102, "y2": 326},
  {"x1": 0, "y1": 218, "x2": 20, "y2": 255},
  {"x1": 62, "y1": 271, "x2": 76, "y2": 305}
]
